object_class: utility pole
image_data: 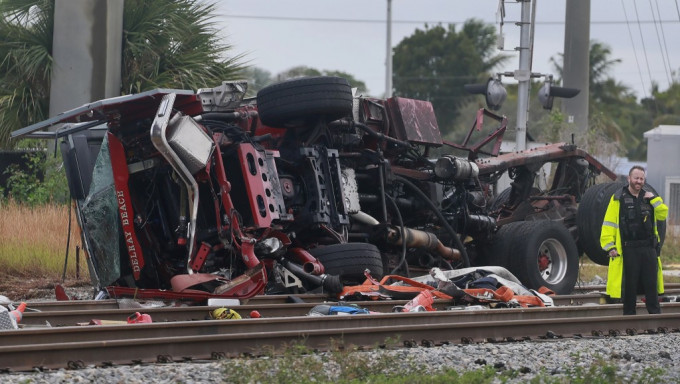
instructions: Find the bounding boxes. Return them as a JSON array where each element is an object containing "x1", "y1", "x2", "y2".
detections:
[
  {"x1": 49, "y1": 0, "x2": 124, "y2": 117},
  {"x1": 462, "y1": 1, "x2": 579, "y2": 141},
  {"x1": 562, "y1": 0, "x2": 590, "y2": 144},
  {"x1": 385, "y1": 0, "x2": 393, "y2": 98},
  {"x1": 514, "y1": 0, "x2": 533, "y2": 152}
]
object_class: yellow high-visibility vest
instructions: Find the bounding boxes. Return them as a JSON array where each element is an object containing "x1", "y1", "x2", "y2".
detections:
[{"x1": 600, "y1": 192, "x2": 668, "y2": 298}]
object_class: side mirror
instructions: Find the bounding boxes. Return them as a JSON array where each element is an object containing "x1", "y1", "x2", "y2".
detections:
[
  {"x1": 464, "y1": 78, "x2": 507, "y2": 110},
  {"x1": 537, "y1": 82, "x2": 580, "y2": 110}
]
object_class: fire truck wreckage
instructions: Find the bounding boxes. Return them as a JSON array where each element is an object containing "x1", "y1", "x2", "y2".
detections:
[{"x1": 13, "y1": 76, "x2": 620, "y2": 302}]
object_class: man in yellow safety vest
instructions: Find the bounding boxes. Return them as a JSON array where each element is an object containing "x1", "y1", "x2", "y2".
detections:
[{"x1": 600, "y1": 166, "x2": 668, "y2": 315}]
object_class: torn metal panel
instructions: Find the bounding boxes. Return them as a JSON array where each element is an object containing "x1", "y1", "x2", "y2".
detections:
[
  {"x1": 386, "y1": 97, "x2": 442, "y2": 146},
  {"x1": 11, "y1": 89, "x2": 199, "y2": 139},
  {"x1": 475, "y1": 142, "x2": 617, "y2": 180}
]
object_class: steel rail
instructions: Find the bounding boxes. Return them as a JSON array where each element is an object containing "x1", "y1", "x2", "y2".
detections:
[
  {"x1": 6, "y1": 303, "x2": 680, "y2": 347},
  {"x1": 18, "y1": 297, "x2": 593, "y2": 326},
  {"x1": 1, "y1": 308, "x2": 679, "y2": 372},
  {"x1": 18, "y1": 293, "x2": 331, "y2": 312},
  {"x1": 18, "y1": 289, "x2": 680, "y2": 325}
]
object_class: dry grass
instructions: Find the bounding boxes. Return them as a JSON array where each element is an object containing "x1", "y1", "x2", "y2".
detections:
[
  {"x1": 0, "y1": 200, "x2": 88, "y2": 280},
  {"x1": 663, "y1": 233, "x2": 680, "y2": 264}
]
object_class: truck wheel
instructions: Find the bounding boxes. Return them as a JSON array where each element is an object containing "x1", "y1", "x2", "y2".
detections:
[
  {"x1": 478, "y1": 221, "x2": 524, "y2": 268},
  {"x1": 509, "y1": 221, "x2": 579, "y2": 294},
  {"x1": 308, "y1": 243, "x2": 384, "y2": 285},
  {"x1": 576, "y1": 182, "x2": 622, "y2": 265},
  {"x1": 256, "y1": 76, "x2": 353, "y2": 128},
  {"x1": 577, "y1": 182, "x2": 666, "y2": 265},
  {"x1": 489, "y1": 187, "x2": 512, "y2": 212}
]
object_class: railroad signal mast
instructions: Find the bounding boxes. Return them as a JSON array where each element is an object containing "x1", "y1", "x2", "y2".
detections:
[{"x1": 465, "y1": 0, "x2": 580, "y2": 151}]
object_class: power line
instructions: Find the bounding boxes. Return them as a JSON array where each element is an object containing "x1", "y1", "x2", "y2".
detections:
[
  {"x1": 621, "y1": 0, "x2": 648, "y2": 98},
  {"x1": 651, "y1": 0, "x2": 673, "y2": 86},
  {"x1": 632, "y1": 0, "x2": 655, "y2": 92},
  {"x1": 220, "y1": 14, "x2": 680, "y2": 26}
]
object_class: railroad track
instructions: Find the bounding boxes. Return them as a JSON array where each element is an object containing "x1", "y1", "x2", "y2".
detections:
[
  {"x1": 17, "y1": 288, "x2": 680, "y2": 323},
  {"x1": 3, "y1": 289, "x2": 680, "y2": 372},
  {"x1": 2, "y1": 304, "x2": 680, "y2": 372},
  {"x1": 8, "y1": 302, "x2": 680, "y2": 346}
]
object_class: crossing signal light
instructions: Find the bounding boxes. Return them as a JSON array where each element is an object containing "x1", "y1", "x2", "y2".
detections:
[
  {"x1": 537, "y1": 82, "x2": 580, "y2": 110},
  {"x1": 464, "y1": 78, "x2": 507, "y2": 111}
]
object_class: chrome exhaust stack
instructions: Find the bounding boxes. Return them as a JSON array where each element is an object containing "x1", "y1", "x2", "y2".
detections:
[{"x1": 150, "y1": 93, "x2": 215, "y2": 274}]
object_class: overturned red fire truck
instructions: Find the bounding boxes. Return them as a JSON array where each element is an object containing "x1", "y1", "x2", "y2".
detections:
[{"x1": 13, "y1": 76, "x2": 624, "y2": 301}]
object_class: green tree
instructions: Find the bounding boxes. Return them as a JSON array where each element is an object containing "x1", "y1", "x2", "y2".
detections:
[
  {"x1": 240, "y1": 67, "x2": 273, "y2": 97},
  {"x1": 645, "y1": 82, "x2": 680, "y2": 127},
  {"x1": 551, "y1": 40, "x2": 652, "y2": 160},
  {"x1": 0, "y1": 0, "x2": 245, "y2": 149},
  {"x1": 0, "y1": 0, "x2": 53, "y2": 148},
  {"x1": 550, "y1": 41, "x2": 625, "y2": 104},
  {"x1": 392, "y1": 20, "x2": 509, "y2": 135},
  {"x1": 121, "y1": 0, "x2": 244, "y2": 94}
]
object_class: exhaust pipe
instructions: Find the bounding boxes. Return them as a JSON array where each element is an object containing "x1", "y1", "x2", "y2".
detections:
[
  {"x1": 385, "y1": 226, "x2": 461, "y2": 262},
  {"x1": 289, "y1": 247, "x2": 325, "y2": 275},
  {"x1": 279, "y1": 259, "x2": 343, "y2": 293}
]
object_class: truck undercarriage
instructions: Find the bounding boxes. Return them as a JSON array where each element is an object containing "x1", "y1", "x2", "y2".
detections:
[{"x1": 12, "y1": 76, "x2": 619, "y2": 300}]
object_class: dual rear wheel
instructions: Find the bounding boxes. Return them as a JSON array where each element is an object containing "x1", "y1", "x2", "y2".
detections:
[
  {"x1": 577, "y1": 182, "x2": 666, "y2": 266},
  {"x1": 484, "y1": 220, "x2": 579, "y2": 294}
]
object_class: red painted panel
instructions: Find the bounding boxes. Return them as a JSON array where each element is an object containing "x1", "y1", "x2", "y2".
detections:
[{"x1": 107, "y1": 133, "x2": 145, "y2": 279}]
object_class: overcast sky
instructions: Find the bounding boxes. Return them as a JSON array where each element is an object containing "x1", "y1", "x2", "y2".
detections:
[{"x1": 215, "y1": 1, "x2": 679, "y2": 100}]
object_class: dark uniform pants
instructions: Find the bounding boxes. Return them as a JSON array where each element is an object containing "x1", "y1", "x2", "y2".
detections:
[{"x1": 622, "y1": 245, "x2": 661, "y2": 315}]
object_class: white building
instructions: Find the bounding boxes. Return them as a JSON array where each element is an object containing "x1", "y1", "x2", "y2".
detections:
[{"x1": 644, "y1": 125, "x2": 680, "y2": 234}]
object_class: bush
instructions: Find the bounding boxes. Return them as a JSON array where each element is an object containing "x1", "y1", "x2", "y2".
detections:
[{"x1": 2, "y1": 149, "x2": 69, "y2": 205}]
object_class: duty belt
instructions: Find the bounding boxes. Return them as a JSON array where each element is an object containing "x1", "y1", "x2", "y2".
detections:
[{"x1": 623, "y1": 239, "x2": 652, "y2": 248}]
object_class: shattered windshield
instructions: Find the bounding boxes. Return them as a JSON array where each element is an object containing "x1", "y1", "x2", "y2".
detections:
[{"x1": 78, "y1": 134, "x2": 121, "y2": 287}]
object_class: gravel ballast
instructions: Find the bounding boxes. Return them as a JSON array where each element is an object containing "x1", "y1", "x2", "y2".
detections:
[{"x1": 2, "y1": 332, "x2": 680, "y2": 383}]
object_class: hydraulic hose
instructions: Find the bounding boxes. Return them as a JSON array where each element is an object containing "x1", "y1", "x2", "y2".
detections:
[
  {"x1": 394, "y1": 175, "x2": 470, "y2": 267},
  {"x1": 386, "y1": 194, "x2": 409, "y2": 276}
]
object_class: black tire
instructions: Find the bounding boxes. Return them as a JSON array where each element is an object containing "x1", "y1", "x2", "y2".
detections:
[
  {"x1": 577, "y1": 182, "x2": 667, "y2": 265},
  {"x1": 478, "y1": 221, "x2": 524, "y2": 268},
  {"x1": 256, "y1": 76, "x2": 353, "y2": 128},
  {"x1": 577, "y1": 182, "x2": 622, "y2": 265},
  {"x1": 508, "y1": 221, "x2": 579, "y2": 294},
  {"x1": 489, "y1": 187, "x2": 512, "y2": 212},
  {"x1": 309, "y1": 243, "x2": 384, "y2": 285}
]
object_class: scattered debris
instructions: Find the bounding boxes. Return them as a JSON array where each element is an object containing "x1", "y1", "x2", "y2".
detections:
[
  {"x1": 127, "y1": 312, "x2": 153, "y2": 324},
  {"x1": 209, "y1": 307, "x2": 241, "y2": 320},
  {"x1": 308, "y1": 304, "x2": 372, "y2": 316}
]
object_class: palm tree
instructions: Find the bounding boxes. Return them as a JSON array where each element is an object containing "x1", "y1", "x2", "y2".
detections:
[
  {"x1": 121, "y1": 0, "x2": 244, "y2": 94},
  {"x1": 0, "y1": 0, "x2": 245, "y2": 148},
  {"x1": 0, "y1": 0, "x2": 53, "y2": 147},
  {"x1": 550, "y1": 40, "x2": 625, "y2": 104},
  {"x1": 550, "y1": 40, "x2": 652, "y2": 160}
]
